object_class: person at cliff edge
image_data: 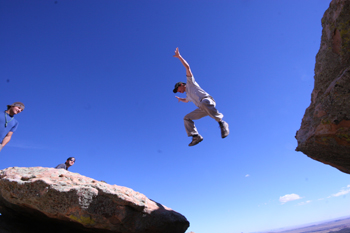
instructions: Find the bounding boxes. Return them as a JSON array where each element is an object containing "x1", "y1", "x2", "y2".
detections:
[
  {"x1": 55, "y1": 157, "x2": 76, "y2": 170},
  {"x1": 0, "y1": 102, "x2": 25, "y2": 152},
  {"x1": 172, "y1": 47, "x2": 229, "y2": 146}
]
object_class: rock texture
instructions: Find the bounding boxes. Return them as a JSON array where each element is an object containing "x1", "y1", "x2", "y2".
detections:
[
  {"x1": 0, "y1": 167, "x2": 189, "y2": 233},
  {"x1": 296, "y1": 0, "x2": 350, "y2": 174}
]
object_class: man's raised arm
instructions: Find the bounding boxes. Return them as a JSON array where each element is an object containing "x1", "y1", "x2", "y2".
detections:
[{"x1": 173, "y1": 47, "x2": 193, "y2": 77}]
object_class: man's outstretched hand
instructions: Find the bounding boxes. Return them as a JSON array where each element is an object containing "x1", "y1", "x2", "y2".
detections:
[
  {"x1": 173, "y1": 47, "x2": 181, "y2": 58},
  {"x1": 172, "y1": 47, "x2": 192, "y2": 77},
  {"x1": 175, "y1": 96, "x2": 189, "y2": 103}
]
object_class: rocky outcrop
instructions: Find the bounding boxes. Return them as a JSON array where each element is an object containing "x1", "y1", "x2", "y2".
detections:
[
  {"x1": 0, "y1": 167, "x2": 189, "y2": 233},
  {"x1": 296, "y1": 0, "x2": 350, "y2": 174}
]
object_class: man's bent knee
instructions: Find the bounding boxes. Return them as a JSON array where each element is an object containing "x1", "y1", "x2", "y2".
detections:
[{"x1": 184, "y1": 116, "x2": 192, "y2": 121}]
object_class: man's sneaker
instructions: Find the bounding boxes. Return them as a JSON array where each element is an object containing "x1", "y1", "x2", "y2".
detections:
[
  {"x1": 219, "y1": 121, "x2": 229, "y2": 138},
  {"x1": 188, "y1": 135, "x2": 203, "y2": 146}
]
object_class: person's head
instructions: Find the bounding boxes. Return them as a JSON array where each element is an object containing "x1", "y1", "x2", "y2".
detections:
[
  {"x1": 65, "y1": 157, "x2": 76, "y2": 168},
  {"x1": 173, "y1": 82, "x2": 186, "y2": 94},
  {"x1": 6, "y1": 102, "x2": 25, "y2": 116}
]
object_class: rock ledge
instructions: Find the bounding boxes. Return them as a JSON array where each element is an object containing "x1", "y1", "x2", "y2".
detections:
[
  {"x1": 0, "y1": 167, "x2": 189, "y2": 233},
  {"x1": 296, "y1": 0, "x2": 350, "y2": 174}
]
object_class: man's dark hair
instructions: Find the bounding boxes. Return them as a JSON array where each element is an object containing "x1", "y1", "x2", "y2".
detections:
[{"x1": 67, "y1": 157, "x2": 75, "y2": 161}]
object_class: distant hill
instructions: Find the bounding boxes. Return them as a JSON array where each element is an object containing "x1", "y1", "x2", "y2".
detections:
[
  {"x1": 268, "y1": 217, "x2": 350, "y2": 233},
  {"x1": 330, "y1": 228, "x2": 350, "y2": 233}
]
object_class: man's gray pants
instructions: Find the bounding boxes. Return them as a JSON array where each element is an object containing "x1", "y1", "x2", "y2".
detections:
[{"x1": 184, "y1": 97, "x2": 223, "y2": 136}]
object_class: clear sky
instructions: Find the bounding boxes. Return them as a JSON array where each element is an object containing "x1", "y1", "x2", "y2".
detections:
[{"x1": 1, "y1": 1, "x2": 349, "y2": 233}]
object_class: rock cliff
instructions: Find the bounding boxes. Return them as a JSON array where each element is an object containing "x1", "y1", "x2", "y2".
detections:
[
  {"x1": 296, "y1": 0, "x2": 350, "y2": 174},
  {"x1": 0, "y1": 167, "x2": 189, "y2": 233}
]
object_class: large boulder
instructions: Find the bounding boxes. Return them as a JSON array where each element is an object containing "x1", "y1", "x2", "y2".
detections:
[
  {"x1": 0, "y1": 167, "x2": 189, "y2": 233},
  {"x1": 296, "y1": 0, "x2": 350, "y2": 174}
]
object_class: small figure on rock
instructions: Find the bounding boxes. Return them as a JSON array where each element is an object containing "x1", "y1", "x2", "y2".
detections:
[
  {"x1": 172, "y1": 47, "x2": 229, "y2": 146},
  {"x1": 55, "y1": 157, "x2": 75, "y2": 170},
  {"x1": 0, "y1": 102, "x2": 25, "y2": 152}
]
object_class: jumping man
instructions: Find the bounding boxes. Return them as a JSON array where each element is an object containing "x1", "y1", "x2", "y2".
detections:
[{"x1": 173, "y1": 48, "x2": 229, "y2": 146}]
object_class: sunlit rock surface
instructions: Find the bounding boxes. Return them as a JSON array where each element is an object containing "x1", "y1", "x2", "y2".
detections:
[
  {"x1": 0, "y1": 167, "x2": 189, "y2": 233},
  {"x1": 296, "y1": 0, "x2": 350, "y2": 174}
]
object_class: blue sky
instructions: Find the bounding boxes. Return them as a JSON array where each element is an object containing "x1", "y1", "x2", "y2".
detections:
[{"x1": 1, "y1": 1, "x2": 349, "y2": 233}]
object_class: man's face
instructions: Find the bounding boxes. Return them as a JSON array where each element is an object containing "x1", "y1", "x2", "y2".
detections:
[
  {"x1": 177, "y1": 84, "x2": 186, "y2": 93},
  {"x1": 67, "y1": 158, "x2": 75, "y2": 167},
  {"x1": 9, "y1": 106, "x2": 23, "y2": 115}
]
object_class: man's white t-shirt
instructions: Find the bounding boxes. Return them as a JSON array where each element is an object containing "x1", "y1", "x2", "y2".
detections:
[{"x1": 185, "y1": 75, "x2": 210, "y2": 107}]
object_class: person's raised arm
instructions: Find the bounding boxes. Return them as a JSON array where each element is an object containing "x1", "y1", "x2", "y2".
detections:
[{"x1": 173, "y1": 47, "x2": 193, "y2": 77}]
